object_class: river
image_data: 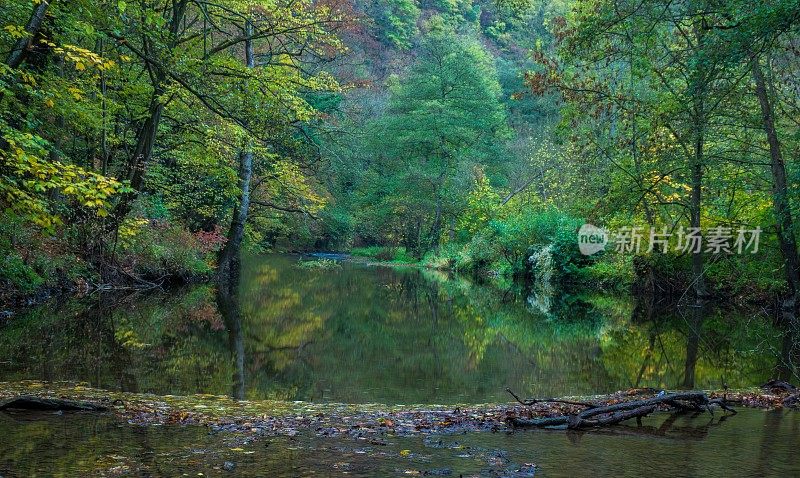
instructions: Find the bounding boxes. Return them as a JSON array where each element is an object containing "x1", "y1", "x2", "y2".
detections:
[{"x1": 0, "y1": 254, "x2": 797, "y2": 476}]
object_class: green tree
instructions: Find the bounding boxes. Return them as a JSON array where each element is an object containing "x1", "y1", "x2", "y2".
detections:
[
  {"x1": 366, "y1": 20, "x2": 507, "y2": 254},
  {"x1": 369, "y1": 0, "x2": 421, "y2": 49}
]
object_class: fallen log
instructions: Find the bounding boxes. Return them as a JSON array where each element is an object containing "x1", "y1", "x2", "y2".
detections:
[
  {"x1": 0, "y1": 396, "x2": 108, "y2": 412},
  {"x1": 509, "y1": 391, "x2": 735, "y2": 430}
]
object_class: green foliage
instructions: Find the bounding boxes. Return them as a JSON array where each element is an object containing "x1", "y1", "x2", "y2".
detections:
[
  {"x1": 351, "y1": 246, "x2": 416, "y2": 263},
  {"x1": 144, "y1": 153, "x2": 239, "y2": 231},
  {"x1": 0, "y1": 251, "x2": 43, "y2": 294},
  {"x1": 462, "y1": 208, "x2": 586, "y2": 279},
  {"x1": 1, "y1": 0, "x2": 798, "y2": 305},
  {"x1": 117, "y1": 221, "x2": 213, "y2": 280},
  {"x1": 369, "y1": 0, "x2": 421, "y2": 49},
  {"x1": 575, "y1": 256, "x2": 635, "y2": 292},
  {"x1": 0, "y1": 211, "x2": 99, "y2": 296},
  {"x1": 354, "y1": 25, "x2": 508, "y2": 255},
  {"x1": 0, "y1": 0, "x2": 345, "y2": 294}
]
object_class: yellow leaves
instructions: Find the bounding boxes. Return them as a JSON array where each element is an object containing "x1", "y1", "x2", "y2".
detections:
[
  {"x1": 0, "y1": 125, "x2": 128, "y2": 231},
  {"x1": 43, "y1": 98, "x2": 54, "y2": 108},
  {"x1": 20, "y1": 72, "x2": 37, "y2": 86},
  {"x1": 118, "y1": 217, "x2": 149, "y2": 246},
  {"x1": 52, "y1": 44, "x2": 117, "y2": 73},
  {"x1": 3, "y1": 25, "x2": 27, "y2": 40},
  {"x1": 258, "y1": 159, "x2": 326, "y2": 213},
  {"x1": 67, "y1": 86, "x2": 84, "y2": 101},
  {"x1": 115, "y1": 328, "x2": 146, "y2": 349},
  {"x1": 458, "y1": 167, "x2": 500, "y2": 235}
]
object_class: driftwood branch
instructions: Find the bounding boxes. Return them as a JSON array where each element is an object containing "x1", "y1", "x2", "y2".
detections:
[
  {"x1": 0, "y1": 396, "x2": 107, "y2": 412},
  {"x1": 509, "y1": 391, "x2": 736, "y2": 430}
]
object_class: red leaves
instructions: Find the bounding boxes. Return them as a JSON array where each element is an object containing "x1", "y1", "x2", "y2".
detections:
[{"x1": 194, "y1": 225, "x2": 227, "y2": 254}]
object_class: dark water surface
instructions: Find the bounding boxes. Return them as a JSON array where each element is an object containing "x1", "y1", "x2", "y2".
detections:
[
  {"x1": 0, "y1": 408, "x2": 798, "y2": 477},
  {"x1": 0, "y1": 254, "x2": 795, "y2": 404}
]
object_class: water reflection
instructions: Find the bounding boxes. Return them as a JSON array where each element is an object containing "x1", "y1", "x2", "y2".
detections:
[
  {"x1": 217, "y1": 263, "x2": 245, "y2": 400},
  {"x1": 0, "y1": 408, "x2": 798, "y2": 477},
  {"x1": 0, "y1": 254, "x2": 796, "y2": 403}
]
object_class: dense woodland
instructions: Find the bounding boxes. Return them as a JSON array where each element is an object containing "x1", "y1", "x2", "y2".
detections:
[{"x1": 1, "y1": 0, "x2": 800, "y2": 309}]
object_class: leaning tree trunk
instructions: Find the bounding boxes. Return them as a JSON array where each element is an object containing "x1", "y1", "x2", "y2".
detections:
[
  {"x1": 0, "y1": 0, "x2": 51, "y2": 145},
  {"x1": 752, "y1": 58, "x2": 800, "y2": 316},
  {"x1": 109, "y1": 0, "x2": 188, "y2": 226},
  {"x1": 109, "y1": 91, "x2": 165, "y2": 225},
  {"x1": 217, "y1": 20, "x2": 255, "y2": 283},
  {"x1": 5, "y1": 0, "x2": 50, "y2": 69}
]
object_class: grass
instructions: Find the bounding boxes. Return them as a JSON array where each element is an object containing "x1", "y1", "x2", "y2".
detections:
[{"x1": 350, "y1": 246, "x2": 417, "y2": 263}]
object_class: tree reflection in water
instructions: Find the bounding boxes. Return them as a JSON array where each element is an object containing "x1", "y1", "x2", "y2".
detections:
[{"x1": 0, "y1": 254, "x2": 796, "y2": 403}]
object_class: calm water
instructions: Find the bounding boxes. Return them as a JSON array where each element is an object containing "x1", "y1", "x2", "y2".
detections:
[
  {"x1": 0, "y1": 254, "x2": 795, "y2": 404},
  {"x1": 0, "y1": 408, "x2": 798, "y2": 477}
]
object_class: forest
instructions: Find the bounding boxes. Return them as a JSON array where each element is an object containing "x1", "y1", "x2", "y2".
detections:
[
  {"x1": 1, "y1": 0, "x2": 800, "y2": 476},
  {"x1": 0, "y1": 0, "x2": 799, "y2": 308}
]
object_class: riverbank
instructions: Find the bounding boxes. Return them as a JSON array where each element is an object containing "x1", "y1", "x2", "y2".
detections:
[
  {"x1": 3, "y1": 397, "x2": 798, "y2": 477},
  {"x1": 345, "y1": 245, "x2": 788, "y2": 308},
  {"x1": 0, "y1": 215, "x2": 222, "y2": 312},
  {"x1": 1, "y1": 381, "x2": 797, "y2": 438}
]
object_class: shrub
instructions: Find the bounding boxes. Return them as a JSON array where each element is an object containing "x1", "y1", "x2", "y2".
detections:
[
  {"x1": 0, "y1": 251, "x2": 43, "y2": 294},
  {"x1": 575, "y1": 255, "x2": 634, "y2": 291},
  {"x1": 351, "y1": 246, "x2": 416, "y2": 263},
  {"x1": 452, "y1": 207, "x2": 587, "y2": 281},
  {"x1": 118, "y1": 220, "x2": 213, "y2": 280}
]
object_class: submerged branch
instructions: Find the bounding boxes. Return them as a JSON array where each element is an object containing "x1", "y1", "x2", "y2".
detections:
[{"x1": 509, "y1": 391, "x2": 737, "y2": 430}]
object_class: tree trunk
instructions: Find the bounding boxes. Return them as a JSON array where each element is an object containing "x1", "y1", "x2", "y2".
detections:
[
  {"x1": 218, "y1": 150, "x2": 253, "y2": 282},
  {"x1": 109, "y1": 90, "x2": 165, "y2": 225},
  {"x1": 5, "y1": 0, "x2": 50, "y2": 69},
  {"x1": 690, "y1": 136, "x2": 706, "y2": 302},
  {"x1": 687, "y1": 23, "x2": 708, "y2": 304},
  {"x1": 429, "y1": 194, "x2": 443, "y2": 250},
  {"x1": 752, "y1": 58, "x2": 800, "y2": 315},
  {"x1": 217, "y1": 20, "x2": 255, "y2": 283},
  {"x1": 109, "y1": 0, "x2": 188, "y2": 225}
]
